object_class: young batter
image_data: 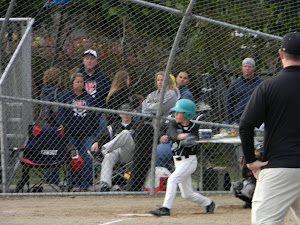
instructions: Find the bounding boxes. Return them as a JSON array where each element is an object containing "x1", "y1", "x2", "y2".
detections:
[{"x1": 149, "y1": 99, "x2": 217, "y2": 216}]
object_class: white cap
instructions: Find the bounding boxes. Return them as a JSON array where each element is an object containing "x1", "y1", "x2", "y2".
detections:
[
  {"x1": 83, "y1": 49, "x2": 97, "y2": 59},
  {"x1": 242, "y1": 58, "x2": 255, "y2": 66}
]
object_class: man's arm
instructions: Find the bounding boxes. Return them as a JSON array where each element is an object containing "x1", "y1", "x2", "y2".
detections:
[
  {"x1": 239, "y1": 120, "x2": 256, "y2": 163},
  {"x1": 239, "y1": 119, "x2": 268, "y2": 177}
]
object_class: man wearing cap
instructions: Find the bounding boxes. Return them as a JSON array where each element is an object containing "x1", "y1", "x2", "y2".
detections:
[
  {"x1": 90, "y1": 103, "x2": 136, "y2": 191},
  {"x1": 226, "y1": 58, "x2": 263, "y2": 125},
  {"x1": 79, "y1": 49, "x2": 111, "y2": 108},
  {"x1": 78, "y1": 49, "x2": 111, "y2": 136},
  {"x1": 176, "y1": 71, "x2": 195, "y2": 101},
  {"x1": 239, "y1": 32, "x2": 300, "y2": 224}
]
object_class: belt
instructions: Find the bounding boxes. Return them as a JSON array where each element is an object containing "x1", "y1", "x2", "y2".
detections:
[{"x1": 173, "y1": 155, "x2": 196, "y2": 161}]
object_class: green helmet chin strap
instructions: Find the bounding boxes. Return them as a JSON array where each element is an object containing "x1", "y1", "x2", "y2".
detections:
[{"x1": 171, "y1": 99, "x2": 196, "y2": 120}]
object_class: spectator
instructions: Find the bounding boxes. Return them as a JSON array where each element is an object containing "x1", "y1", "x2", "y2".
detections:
[
  {"x1": 78, "y1": 49, "x2": 111, "y2": 135},
  {"x1": 90, "y1": 103, "x2": 136, "y2": 192},
  {"x1": 239, "y1": 32, "x2": 300, "y2": 225},
  {"x1": 106, "y1": 70, "x2": 130, "y2": 125},
  {"x1": 142, "y1": 71, "x2": 179, "y2": 117},
  {"x1": 176, "y1": 71, "x2": 195, "y2": 101},
  {"x1": 130, "y1": 94, "x2": 144, "y2": 121},
  {"x1": 142, "y1": 71, "x2": 179, "y2": 171},
  {"x1": 40, "y1": 66, "x2": 63, "y2": 128},
  {"x1": 226, "y1": 58, "x2": 264, "y2": 169},
  {"x1": 40, "y1": 67, "x2": 63, "y2": 185},
  {"x1": 56, "y1": 72, "x2": 99, "y2": 192},
  {"x1": 226, "y1": 58, "x2": 263, "y2": 124}
]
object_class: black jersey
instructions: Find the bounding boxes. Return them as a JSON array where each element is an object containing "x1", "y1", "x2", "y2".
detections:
[
  {"x1": 167, "y1": 121, "x2": 199, "y2": 156},
  {"x1": 241, "y1": 66, "x2": 300, "y2": 168}
]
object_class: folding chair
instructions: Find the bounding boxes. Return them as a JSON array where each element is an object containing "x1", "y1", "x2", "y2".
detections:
[
  {"x1": 111, "y1": 161, "x2": 133, "y2": 188},
  {"x1": 88, "y1": 150, "x2": 133, "y2": 191},
  {"x1": 12, "y1": 125, "x2": 68, "y2": 192}
]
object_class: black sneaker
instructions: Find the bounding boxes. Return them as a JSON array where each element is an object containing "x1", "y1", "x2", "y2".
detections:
[
  {"x1": 88, "y1": 150, "x2": 103, "y2": 162},
  {"x1": 241, "y1": 202, "x2": 251, "y2": 209},
  {"x1": 100, "y1": 182, "x2": 110, "y2": 192},
  {"x1": 206, "y1": 201, "x2": 217, "y2": 214},
  {"x1": 149, "y1": 207, "x2": 170, "y2": 216}
]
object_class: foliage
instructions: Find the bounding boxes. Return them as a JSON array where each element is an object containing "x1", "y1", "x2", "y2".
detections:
[{"x1": 1, "y1": 0, "x2": 298, "y2": 122}]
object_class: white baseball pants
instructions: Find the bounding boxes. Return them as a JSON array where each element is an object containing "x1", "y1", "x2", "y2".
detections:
[
  {"x1": 252, "y1": 168, "x2": 300, "y2": 225},
  {"x1": 162, "y1": 155, "x2": 212, "y2": 209}
]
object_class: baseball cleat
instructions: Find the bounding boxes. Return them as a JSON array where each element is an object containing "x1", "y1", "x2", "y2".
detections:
[
  {"x1": 149, "y1": 207, "x2": 170, "y2": 216},
  {"x1": 206, "y1": 201, "x2": 217, "y2": 214},
  {"x1": 241, "y1": 202, "x2": 251, "y2": 209}
]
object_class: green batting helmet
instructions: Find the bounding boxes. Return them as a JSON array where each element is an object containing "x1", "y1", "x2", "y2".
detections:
[{"x1": 171, "y1": 99, "x2": 196, "y2": 120}]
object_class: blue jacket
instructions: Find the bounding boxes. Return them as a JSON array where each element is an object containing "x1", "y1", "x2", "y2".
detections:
[
  {"x1": 56, "y1": 88, "x2": 99, "y2": 138},
  {"x1": 78, "y1": 65, "x2": 111, "y2": 109},
  {"x1": 178, "y1": 86, "x2": 195, "y2": 101},
  {"x1": 226, "y1": 75, "x2": 263, "y2": 124}
]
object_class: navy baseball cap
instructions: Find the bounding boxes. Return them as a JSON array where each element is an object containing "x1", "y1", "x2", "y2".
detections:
[{"x1": 281, "y1": 32, "x2": 300, "y2": 55}]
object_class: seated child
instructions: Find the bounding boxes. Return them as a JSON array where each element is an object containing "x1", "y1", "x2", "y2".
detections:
[{"x1": 90, "y1": 103, "x2": 136, "y2": 192}]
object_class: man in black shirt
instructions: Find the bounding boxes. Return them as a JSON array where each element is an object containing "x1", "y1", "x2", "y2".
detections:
[{"x1": 239, "y1": 32, "x2": 300, "y2": 224}]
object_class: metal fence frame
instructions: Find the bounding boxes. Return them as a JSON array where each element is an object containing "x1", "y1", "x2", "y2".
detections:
[{"x1": 0, "y1": 17, "x2": 34, "y2": 193}]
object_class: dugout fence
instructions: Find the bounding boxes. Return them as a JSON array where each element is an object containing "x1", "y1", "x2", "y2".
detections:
[{"x1": 0, "y1": 0, "x2": 298, "y2": 196}]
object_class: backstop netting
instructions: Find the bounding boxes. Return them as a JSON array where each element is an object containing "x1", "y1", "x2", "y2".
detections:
[{"x1": 0, "y1": 0, "x2": 299, "y2": 195}]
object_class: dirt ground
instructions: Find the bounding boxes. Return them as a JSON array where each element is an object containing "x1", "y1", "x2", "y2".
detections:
[{"x1": 0, "y1": 194, "x2": 298, "y2": 225}]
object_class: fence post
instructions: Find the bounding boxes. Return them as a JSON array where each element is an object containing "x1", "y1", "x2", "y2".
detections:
[
  {"x1": 0, "y1": 88, "x2": 8, "y2": 193},
  {"x1": 0, "y1": 0, "x2": 17, "y2": 75},
  {"x1": 149, "y1": 0, "x2": 196, "y2": 196},
  {"x1": 20, "y1": 20, "x2": 33, "y2": 131},
  {"x1": 0, "y1": 0, "x2": 17, "y2": 194}
]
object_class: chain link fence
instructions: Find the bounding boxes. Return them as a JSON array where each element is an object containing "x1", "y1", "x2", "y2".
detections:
[{"x1": 0, "y1": 0, "x2": 299, "y2": 196}]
